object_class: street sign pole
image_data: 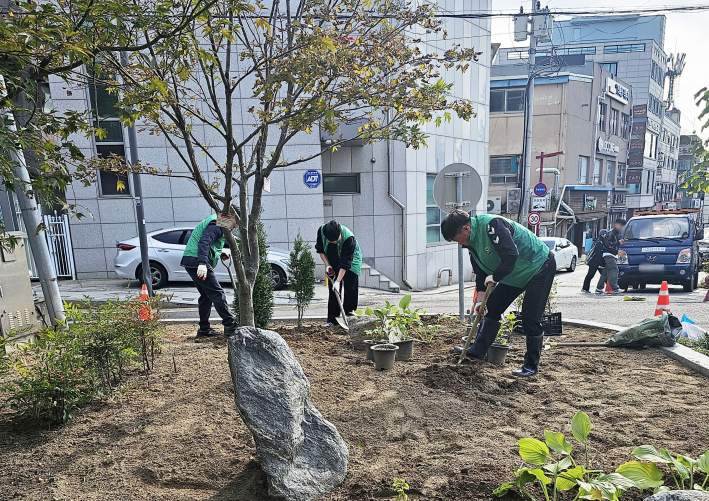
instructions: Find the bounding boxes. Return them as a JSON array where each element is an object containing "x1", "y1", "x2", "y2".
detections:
[{"x1": 456, "y1": 175, "x2": 465, "y2": 323}]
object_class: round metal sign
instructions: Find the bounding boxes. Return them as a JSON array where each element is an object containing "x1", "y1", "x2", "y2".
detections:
[
  {"x1": 432, "y1": 163, "x2": 483, "y2": 214},
  {"x1": 534, "y1": 182, "x2": 547, "y2": 197},
  {"x1": 527, "y1": 212, "x2": 541, "y2": 226}
]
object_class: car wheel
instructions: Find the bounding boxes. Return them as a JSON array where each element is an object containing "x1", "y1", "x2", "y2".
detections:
[
  {"x1": 137, "y1": 262, "x2": 168, "y2": 290},
  {"x1": 267, "y1": 265, "x2": 286, "y2": 291},
  {"x1": 639, "y1": 283, "x2": 647, "y2": 290},
  {"x1": 682, "y1": 272, "x2": 696, "y2": 292},
  {"x1": 567, "y1": 256, "x2": 576, "y2": 272}
]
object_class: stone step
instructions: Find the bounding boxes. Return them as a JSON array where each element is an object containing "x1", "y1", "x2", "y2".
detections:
[{"x1": 360, "y1": 263, "x2": 400, "y2": 293}]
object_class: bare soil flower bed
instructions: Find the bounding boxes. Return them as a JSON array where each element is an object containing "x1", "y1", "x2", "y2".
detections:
[{"x1": 1, "y1": 320, "x2": 708, "y2": 500}]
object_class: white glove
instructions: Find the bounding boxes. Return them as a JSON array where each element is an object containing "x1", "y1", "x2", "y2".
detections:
[
  {"x1": 326, "y1": 265, "x2": 333, "y2": 278},
  {"x1": 333, "y1": 280, "x2": 341, "y2": 292},
  {"x1": 473, "y1": 302, "x2": 487, "y2": 316},
  {"x1": 197, "y1": 264, "x2": 208, "y2": 279},
  {"x1": 484, "y1": 275, "x2": 497, "y2": 286}
]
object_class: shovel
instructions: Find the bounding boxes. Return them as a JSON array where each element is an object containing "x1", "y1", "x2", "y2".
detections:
[
  {"x1": 327, "y1": 276, "x2": 349, "y2": 330},
  {"x1": 457, "y1": 282, "x2": 495, "y2": 364},
  {"x1": 221, "y1": 255, "x2": 239, "y2": 293}
]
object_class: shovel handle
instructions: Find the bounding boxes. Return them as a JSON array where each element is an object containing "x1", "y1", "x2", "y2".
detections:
[{"x1": 457, "y1": 283, "x2": 495, "y2": 364}]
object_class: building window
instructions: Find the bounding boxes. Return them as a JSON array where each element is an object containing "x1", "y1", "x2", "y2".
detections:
[
  {"x1": 601, "y1": 62, "x2": 618, "y2": 76},
  {"x1": 578, "y1": 156, "x2": 589, "y2": 184},
  {"x1": 606, "y1": 161, "x2": 615, "y2": 185},
  {"x1": 507, "y1": 51, "x2": 528, "y2": 60},
  {"x1": 616, "y1": 163, "x2": 626, "y2": 187},
  {"x1": 322, "y1": 174, "x2": 360, "y2": 194},
  {"x1": 651, "y1": 61, "x2": 665, "y2": 86},
  {"x1": 490, "y1": 89, "x2": 525, "y2": 113},
  {"x1": 554, "y1": 46, "x2": 596, "y2": 56},
  {"x1": 490, "y1": 156, "x2": 518, "y2": 184},
  {"x1": 598, "y1": 103, "x2": 607, "y2": 132},
  {"x1": 648, "y1": 94, "x2": 664, "y2": 117},
  {"x1": 89, "y1": 71, "x2": 131, "y2": 197},
  {"x1": 644, "y1": 132, "x2": 658, "y2": 159},
  {"x1": 604, "y1": 44, "x2": 645, "y2": 54},
  {"x1": 646, "y1": 170, "x2": 654, "y2": 194},
  {"x1": 426, "y1": 175, "x2": 445, "y2": 243},
  {"x1": 593, "y1": 159, "x2": 603, "y2": 185},
  {"x1": 621, "y1": 113, "x2": 630, "y2": 139},
  {"x1": 609, "y1": 108, "x2": 619, "y2": 136}
]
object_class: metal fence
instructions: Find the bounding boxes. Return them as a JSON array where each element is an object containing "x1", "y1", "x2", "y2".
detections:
[{"x1": 12, "y1": 197, "x2": 76, "y2": 280}]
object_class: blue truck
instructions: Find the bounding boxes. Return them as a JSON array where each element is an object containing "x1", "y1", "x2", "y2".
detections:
[{"x1": 617, "y1": 209, "x2": 704, "y2": 292}]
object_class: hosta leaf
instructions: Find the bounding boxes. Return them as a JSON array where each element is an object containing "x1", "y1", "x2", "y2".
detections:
[
  {"x1": 518, "y1": 438, "x2": 550, "y2": 465},
  {"x1": 515, "y1": 468, "x2": 538, "y2": 487},
  {"x1": 631, "y1": 445, "x2": 672, "y2": 464},
  {"x1": 616, "y1": 461, "x2": 664, "y2": 490},
  {"x1": 571, "y1": 411, "x2": 593, "y2": 444},
  {"x1": 557, "y1": 466, "x2": 586, "y2": 491},
  {"x1": 365, "y1": 307, "x2": 374, "y2": 315},
  {"x1": 545, "y1": 430, "x2": 573, "y2": 455},
  {"x1": 494, "y1": 482, "x2": 515, "y2": 496},
  {"x1": 581, "y1": 480, "x2": 619, "y2": 500},
  {"x1": 698, "y1": 452, "x2": 709, "y2": 474},
  {"x1": 678, "y1": 455, "x2": 697, "y2": 468},
  {"x1": 654, "y1": 485, "x2": 672, "y2": 494},
  {"x1": 597, "y1": 473, "x2": 640, "y2": 491},
  {"x1": 516, "y1": 468, "x2": 552, "y2": 486},
  {"x1": 544, "y1": 456, "x2": 573, "y2": 475}
]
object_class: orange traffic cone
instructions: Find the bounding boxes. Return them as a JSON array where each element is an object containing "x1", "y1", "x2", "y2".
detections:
[
  {"x1": 604, "y1": 280, "x2": 613, "y2": 294},
  {"x1": 654, "y1": 281, "x2": 671, "y2": 316},
  {"x1": 139, "y1": 284, "x2": 153, "y2": 320}
]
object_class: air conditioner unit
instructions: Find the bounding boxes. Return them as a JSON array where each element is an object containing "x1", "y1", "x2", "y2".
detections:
[
  {"x1": 506, "y1": 188, "x2": 522, "y2": 214},
  {"x1": 487, "y1": 197, "x2": 502, "y2": 215},
  {"x1": 0, "y1": 233, "x2": 39, "y2": 347}
]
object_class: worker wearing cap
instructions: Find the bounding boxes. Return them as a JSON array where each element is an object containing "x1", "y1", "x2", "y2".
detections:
[
  {"x1": 315, "y1": 220, "x2": 362, "y2": 327},
  {"x1": 441, "y1": 209, "x2": 556, "y2": 377},
  {"x1": 181, "y1": 210, "x2": 238, "y2": 339}
]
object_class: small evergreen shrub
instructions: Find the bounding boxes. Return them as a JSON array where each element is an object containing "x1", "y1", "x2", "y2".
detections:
[
  {"x1": 288, "y1": 230, "x2": 316, "y2": 327},
  {"x1": 233, "y1": 218, "x2": 274, "y2": 328}
]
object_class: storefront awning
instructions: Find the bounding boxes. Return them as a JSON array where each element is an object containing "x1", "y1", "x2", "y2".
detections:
[{"x1": 575, "y1": 210, "x2": 607, "y2": 223}]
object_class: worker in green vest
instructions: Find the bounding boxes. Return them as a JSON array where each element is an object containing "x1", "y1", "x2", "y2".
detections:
[
  {"x1": 181, "y1": 212, "x2": 237, "y2": 339},
  {"x1": 315, "y1": 220, "x2": 362, "y2": 327},
  {"x1": 441, "y1": 209, "x2": 556, "y2": 377}
]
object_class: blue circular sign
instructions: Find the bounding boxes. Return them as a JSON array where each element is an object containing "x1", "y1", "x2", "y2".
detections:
[
  {"x1": 303, "y1": 169, "x2": 321, "y2": 189},
  {"x1": 534, "y1": 182, "x2": 547, "y2": 197}
]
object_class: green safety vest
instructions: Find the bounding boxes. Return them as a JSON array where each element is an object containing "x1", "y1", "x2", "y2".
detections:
[
  {"x1": 464, "y1": 214, "x2": 549, "y2": 288},
  {"x1": 321, "y1": 224, "x2": 362, "y2": 276},
  {"x1": 183, "y1": 214, "x2": 226, "y2": 269}
]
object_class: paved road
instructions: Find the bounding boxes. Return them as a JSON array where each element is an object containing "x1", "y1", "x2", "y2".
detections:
[{"x1": 157, "y1": 265, "x2": 709, "y2": 329}]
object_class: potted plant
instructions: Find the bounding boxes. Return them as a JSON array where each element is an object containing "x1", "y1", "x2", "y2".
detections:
[
  {"x1": 487, "y1": 313, "x2": 516, "y2": 365},
  {"x1": 371, "y1": 343, "x2": 399, "y2": 370},
  {"x1": 363, "y1": 295, "x2": 423, "y2": 361},
  {"x1": 364, "y1": 326, "x2": 387, "y2": 361}
]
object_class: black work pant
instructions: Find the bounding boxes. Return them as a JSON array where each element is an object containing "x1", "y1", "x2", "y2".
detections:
[
  {"x1": 185, "y1": 266, "x2": 236, "y2": 332},
  {"x1": 485, "y1": 253, "x2": 557, "y2": 339},
  {"x1": 582, "y1": 261, "x2": 602, "y2": 292},
  {"x1": 328, "y1": 269, "x2": 359, "y2": 322}
]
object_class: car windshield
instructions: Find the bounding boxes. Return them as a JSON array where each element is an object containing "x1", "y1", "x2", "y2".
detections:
[
  {"x1": 623, "y1": 217, "x2": 690, "y2": 240},
  {"x1": 541, "y1": 239, "x2": 556, "y2": 250}
]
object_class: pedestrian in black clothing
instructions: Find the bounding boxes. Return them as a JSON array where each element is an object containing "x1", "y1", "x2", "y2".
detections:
[
  {"x1": 581, "y1": 229, "x2": 607, "y2": 293},
  {"x1": 595, "y1": 219, "x2": 627, "y2": 294},
  {"x1": 314, "y1": 220, "x2": 363, "y2": 327}
]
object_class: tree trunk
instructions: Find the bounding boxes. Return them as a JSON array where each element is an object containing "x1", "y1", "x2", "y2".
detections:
[{"x1": 238, "y1": 280, "x2": 255, "y2": 327}]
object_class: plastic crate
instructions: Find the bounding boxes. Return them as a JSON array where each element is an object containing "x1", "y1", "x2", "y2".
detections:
[
  {"x1": 542, "y1": 312, "x2": 563, "y2": 336},
  {"x1": 511, "y1": 311, "x2": 563, "y2": 336}
]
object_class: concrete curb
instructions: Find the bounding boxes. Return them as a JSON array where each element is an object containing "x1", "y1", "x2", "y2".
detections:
[{"x1": 563, "y1": 318, "x2": 622, "y2": 333}]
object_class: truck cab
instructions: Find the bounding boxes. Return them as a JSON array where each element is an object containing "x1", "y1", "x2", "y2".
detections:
[{"x1": 617, "y1": 210, "x2": 704, "y2": 292}]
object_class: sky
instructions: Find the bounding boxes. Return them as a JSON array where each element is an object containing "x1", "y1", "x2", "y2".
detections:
[{"x1": 489, "y1": 0, "x2": 709, "y2": 138}]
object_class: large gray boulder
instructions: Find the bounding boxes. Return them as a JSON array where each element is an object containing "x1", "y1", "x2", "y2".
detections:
[
  {"x1": 347, "y1": 315, "x2": 379, "y2": 350},
  {"x1": 644, "y1": 491, "x2": 709, "y2": 501},
  {"x1": 227, "y1": 327, "x2": 348, "y2": 501}
]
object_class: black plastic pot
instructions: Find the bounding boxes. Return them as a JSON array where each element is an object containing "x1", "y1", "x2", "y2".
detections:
[
  {"x1": 487, "y1": 342, "x2": 510, "y2": 365},
  {"x1": 372, "y1": 344, "x2": 398, "y2": 370},
  {"x1": 364, "y1": 340, "x2": 386, "y2": 361},
  {"x1": 392, "y1": 339, "x2": 414, "y2": 360}
]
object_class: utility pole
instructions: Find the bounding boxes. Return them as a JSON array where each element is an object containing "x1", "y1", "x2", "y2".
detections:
[
  {"x1": 120, "y1": 52, "x2": 153, "y2": 295},
  {"x1": 520, "y1": 1, "x2": 539, "y2": 227},
  {"x1": 0, "y1": 76, "x2": 64, "y2": 325}
]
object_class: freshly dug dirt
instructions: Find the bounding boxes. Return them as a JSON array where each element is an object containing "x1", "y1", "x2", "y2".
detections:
[{"x1": 1, "y1": 320, "x2": 708, "y2": 501}]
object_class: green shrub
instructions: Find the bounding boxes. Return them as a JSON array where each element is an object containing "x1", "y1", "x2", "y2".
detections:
[
  {"x1": 288, "y1": 230, "x2": 316, "y2": 327},
  {"x1": 0, "y1": 295, "x2": 167, "y2": 424},
  {"x1": 233, "y1": 218, "x2": 274, "y2": 329}
]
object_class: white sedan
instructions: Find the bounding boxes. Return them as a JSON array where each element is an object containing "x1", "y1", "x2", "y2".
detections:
[
  {"x1": 540, "y1": 237, "x2": 579, "y2": 272},
  {"x1": 114, "y1": 227, "x2": 292, "y2": 290}
]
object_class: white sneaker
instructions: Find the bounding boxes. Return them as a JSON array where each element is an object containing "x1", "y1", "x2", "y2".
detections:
[{"x1": 323, "y1": 322, "x2": 334, "y2": 328}]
